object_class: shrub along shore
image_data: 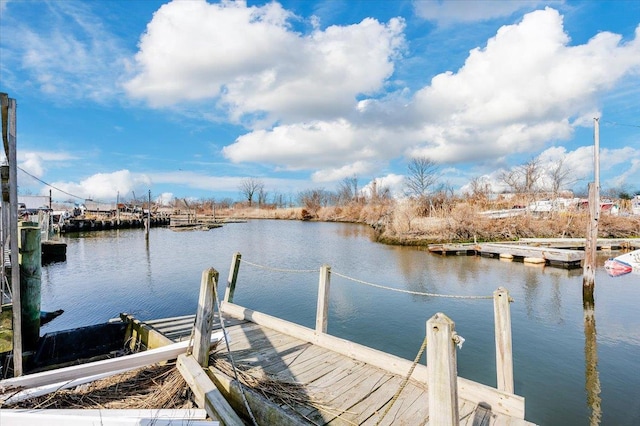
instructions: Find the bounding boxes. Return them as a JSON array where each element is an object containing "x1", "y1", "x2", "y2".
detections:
[{"x1": 205, "y1": 201, "x2": 640, "y2": 246}]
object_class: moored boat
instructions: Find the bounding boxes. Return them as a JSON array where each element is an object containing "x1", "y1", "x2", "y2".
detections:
[{"x1": 604, "y1": 249, "x2": 640, "y2": 277}]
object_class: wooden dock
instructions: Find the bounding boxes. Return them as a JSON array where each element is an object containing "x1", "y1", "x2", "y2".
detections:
[
  {"x1": 428, "y1": 238, "x2": 640, "y2": 268},
  {"x1": 125, "y1": 257, "x2": 535, "y2": 425},
  {"x1": 131, "y1": 310, "x2": 531, "y2": 425}
]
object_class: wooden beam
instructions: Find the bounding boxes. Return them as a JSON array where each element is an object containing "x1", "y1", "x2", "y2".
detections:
[
  {"x1": 427, "y1": 313, "x2": 459, "y2": 426},
  {"x1": 315, "y1": 264, "x2": 330, "y2": 333},
  {"x1": 177, "y1": 353, "x2": 243, "y2": 426},
  {"x1": 0, "y1": 331, "x2": 226, "y2": 395},
  {"x1": 0, "y1": 412, "x2": 216, "y2": 426},
  {"x1": 223, "y1": 253, "x2": 241, "y2": 303},
  {"x1": 193, "y1": 268, "x2": 218, "y2": 366},
  {"x1": 494, "y1": 287, "x2": 514, "y2": 393},
  {"x1": 3, "y1": 409, "x2": 207, "y2": 419},
  {"x1": 220, "y1": 301, "x2": 525, "y2": 419},
  {"x1": 2, "y1": 94, "x2": 22, "y2": 376},
  {"x1": 477, "y1": 243, "x2": 583, "y2": 262}
]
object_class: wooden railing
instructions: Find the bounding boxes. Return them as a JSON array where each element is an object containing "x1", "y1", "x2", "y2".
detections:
[{"x1": 221, "y1": 252, "x2": 518, "y2": 424}]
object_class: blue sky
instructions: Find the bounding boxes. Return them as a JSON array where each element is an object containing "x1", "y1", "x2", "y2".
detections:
[{"x1": 1, "y1": 0, "x2": 639, "y2": 205}]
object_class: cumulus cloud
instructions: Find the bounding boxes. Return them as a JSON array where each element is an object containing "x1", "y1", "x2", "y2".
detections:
[
  {"x1": 220, "y1": 8, "x2": 640, "y2": 184},
  {"x1": 18, "y1": 151, "x2": 79, "y2": 178},
  {"x1": 124, "y1": 0, "x2": 405, "y2": 125},
  {"x1": 48, "y1": 170, "x2": 152, "y2": 201}
]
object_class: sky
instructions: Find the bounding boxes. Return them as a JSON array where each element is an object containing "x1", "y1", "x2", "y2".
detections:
[{"x1": 1, "y1": 0, "x2": 639, "y2": 205}]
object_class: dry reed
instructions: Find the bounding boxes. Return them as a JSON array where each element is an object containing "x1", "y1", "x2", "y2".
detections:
[{"x1": 5, "y1": 361, "x2": 192, "y2": 410}]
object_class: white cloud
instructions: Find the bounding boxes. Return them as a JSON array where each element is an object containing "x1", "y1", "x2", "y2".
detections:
[
  {"x1": 413, "y1": 0, "x2": 550, "y2": 24},
  {"x1": 17, "y1": 151, "x2": 79, "y2": 178},
  {"x1": 311, "y1": 160, "x2": 375, "y2": 183},
  {"x1": 362, "y1": 173, "x2": 406, "y2": 198},
  {"x1": 407, "y1": 8, "x2": 640, "y2": 163},
  {"x1": 156, "y1": 192, "x2": 174, "y2": 206},
  {"x1": 49, "y1": 170, "x2": 151, "y2": 201},
  {"x1": 124, "y1": 0, "x2": 405, "y2": 125},
  {"x1": 220, "y1": 8, "x2": 639, "y2": 184}
]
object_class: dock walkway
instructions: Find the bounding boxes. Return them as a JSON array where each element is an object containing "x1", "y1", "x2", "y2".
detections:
[{"x1": 135, "y1": 310, "x2": 531, "y2": 425}]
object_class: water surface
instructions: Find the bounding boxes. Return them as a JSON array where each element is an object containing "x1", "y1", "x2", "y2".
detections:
[{"x1": 41, "y1": 221, "x2": 640, "y2": 425}]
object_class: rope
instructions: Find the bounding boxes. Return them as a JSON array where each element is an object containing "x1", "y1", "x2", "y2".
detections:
[
  {"x1": 331, "y1": 271, "x2": 494, "y2": 300},
  {"x1": 375, "y1": 336, "x2": 428, "y2": 425},
  {"x1": 212, "y1": 280, "x2": 259, "y2": 426},
  {"x1": 239, "y1": 258, "x2": 318, "y2": 274}
]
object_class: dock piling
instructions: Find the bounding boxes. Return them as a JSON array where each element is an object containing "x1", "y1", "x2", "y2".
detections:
[
  {"x1": 223, "y1": 252, "x2": 241, "y2": 304},
  {"x1": 193, "y1": 268, "x2": 218, "y2": 367},
  {"x1": 315, "y1": 264, "x2": 331, "y2": 334},
  {"x1": 427, "y1": 312, "x2": 459, "y2": 426},
  {"x1": 493, "y1": 287, "x2": 514, "y2": 393}
]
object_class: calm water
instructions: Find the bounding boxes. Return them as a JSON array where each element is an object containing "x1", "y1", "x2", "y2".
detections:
[{"x1": 40, "y1": 221, "x2": 640, "y2": 425}]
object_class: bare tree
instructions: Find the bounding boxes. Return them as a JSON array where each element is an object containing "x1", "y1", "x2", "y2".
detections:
[
  {"x1": 500, "y1": 157, "x2": 541, "y2": 195},
  {"x1": 548, "y1": 157, "x2": 574, "y2": 198},
  {"x1": 298, "y1": 188, "x2": 330, "y2": 218},
  {"x1": 337, "y1": 175, "x2": 359, "y2": 204},
  {"x1": 468, "y1": 176, "x2": 492, "y2": 204},
  {"x1": 239, "y1": 177, "x2": 264, "y2": 207},
  {"x1": 257, "y1": 186, "x2": 268, "y2": 207},
  {"x1": 405, "y1": 156, "x2": 440, "y2": 199}
]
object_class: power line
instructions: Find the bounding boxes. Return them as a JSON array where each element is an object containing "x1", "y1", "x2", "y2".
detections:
[{"x1": 17, "y1": 166, "x2": 85, "y2": 200}]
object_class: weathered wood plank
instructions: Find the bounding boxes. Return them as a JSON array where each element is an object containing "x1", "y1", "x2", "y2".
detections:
[
  {"x1": 4, "y1": 409, "x2": 207, "y2": 419},
  {"x1": 0, "y1": 331, "x2": 226, "y2": 394},
  {"x1": 177, "y1": 353, "x2": 243, "y2": 426},
  {"x1": 477, "y1": 243, "x2": 583, "y2": 262},
  {"x1": 0, "y1": 412, "x2": 217, "y2": 426},
  {"x1": 220, "y1": 302, "x2": 526, "y2": 419}
]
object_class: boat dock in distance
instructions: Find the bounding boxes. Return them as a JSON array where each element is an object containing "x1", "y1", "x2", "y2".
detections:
[{"x1": 428, "y1": 238, "x2": 640, "y2": 269}]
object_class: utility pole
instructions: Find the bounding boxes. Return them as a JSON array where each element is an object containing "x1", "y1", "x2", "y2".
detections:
[
  {"x1": 2, "y1": 92, "x2": 23, "y2": 376},
  {"x1": 582, "y1": 118, "x2": 600, "y2": 303}
]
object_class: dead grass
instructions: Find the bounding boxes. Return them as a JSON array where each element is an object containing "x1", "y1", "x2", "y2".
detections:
[{"x1": 4, "y1": 361, "x2": 192, "y2": 409}]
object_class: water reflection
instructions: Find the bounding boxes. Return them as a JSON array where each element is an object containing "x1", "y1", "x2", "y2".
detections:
[{"x1": 584, "y1": 296, "x2": 602, "y2": 425}]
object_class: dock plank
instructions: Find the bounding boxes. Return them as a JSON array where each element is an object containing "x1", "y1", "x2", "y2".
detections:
[{"x1": 135, "y1": 311, "x2": 535, "y2": 425}]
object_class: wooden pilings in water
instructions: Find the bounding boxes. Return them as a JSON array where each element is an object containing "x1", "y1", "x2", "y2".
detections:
[
  {"x1": 57, "y1": 217, "x2": 170, "y2": 233},
  {"x1": 18, "y1": 221, "x2": 41, "y2": 352}
]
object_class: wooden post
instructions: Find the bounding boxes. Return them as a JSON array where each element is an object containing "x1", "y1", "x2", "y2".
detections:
[
  {"x1": 193, "y1": 268, "x2": 218, "y2": 367},
  {"x1": 315, "y1": 264, "x2": 331, "y2": 334},
  {"x1": 583, "y1": 118, "x2": 600, "y2": 302},
  {"x1": 116, "y1": 191, "x2": 120, "y2": 226},
  {"x1": 3, "y1": 94, "x2": 22, "y2": 376},
  {"x1": 223, "y1": 252, "x2": 241, "y2": 304},
  {"x1": 427, "y1": 312, "x2": 459, "y2": 426},
  {"x1": 1, "y1": 164, "x2": 8, "y2": 306},
  {"x1": 493, "y1": 287, "x2": 514, "y2": 393},
  {"x1": 19, "y1": 222, "x2": 41, "y2": 351}
]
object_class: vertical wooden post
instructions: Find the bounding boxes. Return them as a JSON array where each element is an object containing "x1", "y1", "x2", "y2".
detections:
[
  {"x1": 1, "y1": 164, "x2": 8, "y2": 306},
  {"x1": 145, "y1": 190, "x2": 150, "y2": 240},
  {"x1": 3, "y1": 94, "x2": 23, "y2": 376},
  {"x1": 223, "y1": 252, "x2": 241, "y2": 304},
  {"x1": 583, "y1": 118, "x2": 600, "y2": 302},
  {"x1": 19, "y1": 221, "x2": 41, "y2": 351},
  {"x1": 316, "y1": 265, "x2": 331, "y2": 334},
  {"x1": 493, "y1": 287, "x2": 514, "y2": 393},
  {"x1": 427, "y1": 312, "x2": 459, "y2": 426},
  {"x1": 116, "y1": 191, "x2": 120, "y2": 226},
  {"x1": 193, "y1": 268, "x2": 218, "y2": 367}
]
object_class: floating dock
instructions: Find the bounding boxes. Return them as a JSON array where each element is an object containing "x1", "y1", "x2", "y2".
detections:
[{"x1": 428, "y1": 238, "x2": 640, "y2": 269}]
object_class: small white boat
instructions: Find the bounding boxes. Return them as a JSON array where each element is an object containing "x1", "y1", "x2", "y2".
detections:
[{"x1": 604, "y1": 249, "x2": 640, "y2": 277}]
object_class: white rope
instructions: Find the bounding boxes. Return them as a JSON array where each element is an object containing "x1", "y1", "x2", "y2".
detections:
[
  {"x1": 331, "y1": 271, "x2": 493, "y2": 300},
  {"x1": 239, "y1": 258, "x2": 318, "y2": 274}
]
